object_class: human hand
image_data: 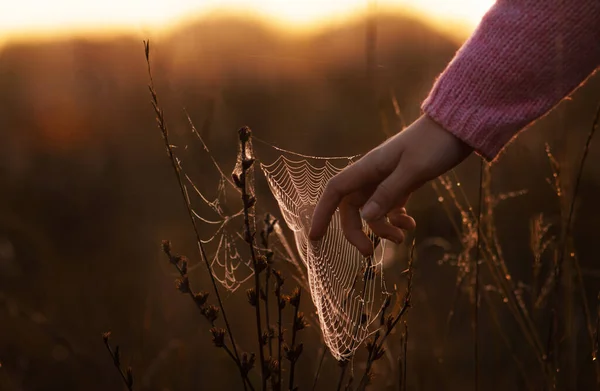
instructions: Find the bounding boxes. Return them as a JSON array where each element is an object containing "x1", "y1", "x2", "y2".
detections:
[{"x1": 308, "y1": 115, "x2": 473, "y2": 256}]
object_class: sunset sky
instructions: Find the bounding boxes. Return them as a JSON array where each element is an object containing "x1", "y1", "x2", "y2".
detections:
[{"x1": 1, "y1": 0, "x2": 495, "y2": 41}]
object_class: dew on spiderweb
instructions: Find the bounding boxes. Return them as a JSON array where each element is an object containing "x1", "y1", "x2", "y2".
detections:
[{"x1": 261, "y1": 154, "x2": 390, "y2": 360}]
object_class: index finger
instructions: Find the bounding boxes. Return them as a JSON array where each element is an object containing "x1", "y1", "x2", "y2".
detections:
[{"x1": 308, "y1": 159, "x2": 373, "y2": 240}]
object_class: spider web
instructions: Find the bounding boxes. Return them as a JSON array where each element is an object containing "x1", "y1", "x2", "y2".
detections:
[
  {"x1": 177, "y1": 116, "x2": 390, "y2": 359},
  {"x1": 260, "y1": 153, "x2": 389, "y2": 361},
  {"x1": 177, "y1": 116, "x2": 254, "y2": 292},
  {"x1": 177, "y1": 117, "x2": 308, "y2": 294}
]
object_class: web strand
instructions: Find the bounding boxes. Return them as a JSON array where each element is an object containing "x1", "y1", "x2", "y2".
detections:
[{"x1": 261, "y1": 155, "x2": 388, "y2": 360}]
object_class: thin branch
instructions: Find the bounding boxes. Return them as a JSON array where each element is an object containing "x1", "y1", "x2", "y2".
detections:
[
  {"x1": 311, "y1": 346, "x2": 327, "y2": 391},
  {"x1": 161, "y1": 243, "x2": 254, "y2": 391},
  {"x1": 102, "y1": 333, "x2": 134, "y2": 391},
  {"x1": 236, "y1": 126, "x2": 268, "y2": 390},
  {"x1": 356, "y1": 241, "x2": 415, "y2": 390},
  {"x1": 143, "y1": 40, "x2": 248, "y2": 390},
  {"x1": 473, "y1": 158, "x2": 484, "y2": 391},
  {"x1": 261, "y1": 215, "x2": 277, "y2": 359},
  {"x1": 337, "y1": 361, "x2": 349, "y2": 391},
  {"x1": 401, "y1": 322, "x2": 408, "y2": 391},
  {"x1": 275, "y1": 270, "x2": 285, "y2": 391},
  {"x1": 286, "y1": 288, "x2": 305, "y2": 391}
]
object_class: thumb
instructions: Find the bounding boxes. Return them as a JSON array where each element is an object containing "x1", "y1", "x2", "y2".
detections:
[{"x1": 360, "y1": 167, "x2": 416, "y2": 222}]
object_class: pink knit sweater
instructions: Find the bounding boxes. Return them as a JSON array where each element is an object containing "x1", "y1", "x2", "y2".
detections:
[{"x1": 422, "y1": 0, "x2": 600, "y2": 161}]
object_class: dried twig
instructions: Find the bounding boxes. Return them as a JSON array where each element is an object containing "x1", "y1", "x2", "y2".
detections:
[
  {"x1": 274, "y1": 269, "x2": 286, "y2": 391},
  {"x1": 161, "y1": 242, "x2": 254, "y2": 390},
  {"x1": 473, "y1": 158, "x2": 485, "y2": 391},
  {"x1": 102, "y1": 332, "x2": 134, "y2": 391},
  {"x1": 285, "y1": 287, "x2": 306, "y2": 390},
  {"x1": 143, "y1": 40, "x2": 248, "y2": 390},
  {"x1": 337, "y1": 360, "x2": 349, "y2": 391},
  {"x1": 235, "y1": 126, "x2": 268, "y2": 390},
  {"x1": 311, "y1": 346, "x2": 328, "y2": 391},
  {"x1": 356, "y1": 241, "x2": 415, "y2": 390},
  {"x1": 261, "y1": 214, "x2": 277, "y2": 359}
]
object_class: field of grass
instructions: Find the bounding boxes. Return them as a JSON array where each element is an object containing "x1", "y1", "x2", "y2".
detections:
[{"x1": 0, "y1": 11, "x2": 599, "y2": 391}]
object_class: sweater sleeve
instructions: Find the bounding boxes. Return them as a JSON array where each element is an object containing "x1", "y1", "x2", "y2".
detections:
[{"x1": 421, "y1": 0, "x2": 600, "y2": 161}]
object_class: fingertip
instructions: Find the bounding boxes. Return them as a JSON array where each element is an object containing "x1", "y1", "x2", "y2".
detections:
[
  {"x1": 367, "y1": 218, "x2": 405, "y2": 245},
  {"x1": 389, "y1": 213, "x2": 416, "y2": 231},
  {"x1": 408, "y1": 217, "x2": 416, "y2": 230}
]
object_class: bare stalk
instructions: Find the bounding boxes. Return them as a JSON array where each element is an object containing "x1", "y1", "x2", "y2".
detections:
[
  {"x1": 401, "y1": 322, "x2": 408, "y2": 391},
  {"x1": 356, "y1": 241, "x2": 415, "y2": 390},
  {"x1": 337, "y1": 360, "x2": 349, "y2": 391},
  {"x1": 561, "y1": 103, "x2": 600, "y2": 383},
  {"x1": 546, "y1": 102, "x2": 599, "y2": 385},
  {"x1": 473, "y1": 159, "x2": 484, "y2": 391},
  {"x1": 311, "y1": 346, "x2": 327, "y2": 391},
  {"x1": 261, "y1": 215, "x2": 277, "y2": 359},
  {"x1": 102, "y1": 332, "x2": 134, "y2": 391},
  {"x1": 161, "y1": 242, "x2": 254, "y2": 391},
  {"x1": 236, "y1": 126, "x2": 268, "y2": 390},
  {"x1": 143, "y1": 40, "x2": 247, "y2": 389},
  {"x1": 285, "y1": 288, "x2": 306, "y2": 390},
  {"x1": 273, "y1": 269, "x2": 286, "y2": 391}
]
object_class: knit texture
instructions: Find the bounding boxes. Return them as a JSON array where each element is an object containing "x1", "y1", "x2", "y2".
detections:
[{"x1": 422, "y1": 0, "x2": 600, "y2": 161}]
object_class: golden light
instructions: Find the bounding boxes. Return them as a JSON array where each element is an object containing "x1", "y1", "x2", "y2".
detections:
[{"x1": 0, "y1": 0, "x2": 495, "y2": 42}]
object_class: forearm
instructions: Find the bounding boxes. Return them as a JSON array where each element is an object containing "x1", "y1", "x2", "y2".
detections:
[{"x1": 422, "y1": 0, "x2": 600, "y2": 160}]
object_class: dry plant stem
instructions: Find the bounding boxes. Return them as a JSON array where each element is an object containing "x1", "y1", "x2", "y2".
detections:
[
  {"x1": 397, "y1": 355, "x2": 403, "y2": 391},
  {"x1": 559, "y1": 102, "x2": 599, "y2": 276},
  {"x1": 345, "y1": 372, "x2": 355, "y2": 391},
  {"x1": 594, "y1": 293, "x2": 600, "y2": 363},
  {"x1": 478, "y1": 173, "x2": 553, "y2": 384},
  {"x1": 483, "y1": 210, "x2": 553, "y2": 382},
  {"x1": 265, "y1": 269, "x2": 273, "y2": 356},
  {"x1": 165, "y1": 250, "x2": 253, "y2": 391},
  {"x1": 390, "y1": 89, "x2": 407, "y2": 130},
  {"x1": 573, "y1": 252, "x2": 600, "y2": 384},
  {"x1": 356, "y1": 242, "x2": 415, "y2": 391},
  {"x1": 278, "y1": 292, "x2": 284, "y2": 390},
  {"x1": 438, "y1": 172, "x2": 551, "y2": 380},
  {"x1": 288, "y1": 289, "x2": 302, "y2": 391},
  {"x1": 432, "y1": 175, "x2": 551, "y2": 389},
  {"x1": 561, "y1": 103, "x2": 600, "y2": 383},
  {"x1": 546, "y1": 102, "x2": 599, "y2": 386},
  {"x1": 546, "y1": 307, "x2": 559, "y2": 389},
  {"x1": 402, "y1": 322, "x2": 408, "y2": 391},
  {"x1": 143, "y1": 41, "x2": 248, "y2": 390},
  {"x1": 482, "y1": 291, "x2": 534, "y2": 390},
  {"x1": 357, "y1": 333, "x2": 381, "y2": 391},
  {"x1": 311, "y1": 346, "x2": 327, "y2": 391},
  {"x1": 337, "y1": 362, "x2": 349, "y2": 391},
  {"x1": 473, "y1": 159, "x2": 484, "y2": 391},
  {"x1": 238, "y1": 128, "x2": 268, "y2": 391},
  {"x1": 273, "y1": 271, "x2": 285, "y2": 391},
  {"x1": 102, "y1": 334, "x2": 134, "y2": 391},
  {"x1": 261, "y1": 218, "x2": 275, "y2": 359}
]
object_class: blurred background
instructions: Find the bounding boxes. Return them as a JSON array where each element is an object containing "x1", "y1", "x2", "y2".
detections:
[{"x1": 1, "y1": 1, "x2": 600, "y2": 390}]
